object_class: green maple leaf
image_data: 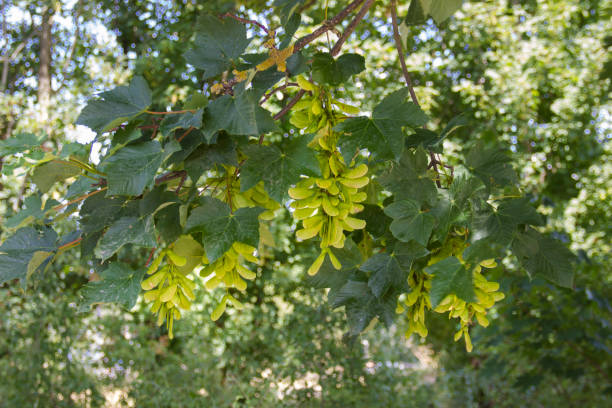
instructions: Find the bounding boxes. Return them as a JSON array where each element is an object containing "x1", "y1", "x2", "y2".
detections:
[
  {"x1": 32, "y1": 159, "x2": 81, "y2": 194},
  {"x1": 426, "y1": 256, "x2": 476, "y2": 308},
  {"x1": 202, "y1": 89, "x2": 277, "y2": 141},
  {"x1": 80, "y1": 195, "x2": 127, "y2": 234},
  {"x1": 185, "y1": 197, "x2": 264, "y2": 262},
  {"x1": 384, "y1": 199, "x2": 436, "y2": 246},
  {"x1": 274, "y1": 0, "x2": 304, "y2": 26},
  {"x1": 100, "y1": 141, "x2": 164, "y2": 196},
  {"x1": 465, "y1": 143, "x2": 518, "y2": 189},
  {"x1": 406, "y1": 0, "x2": 464, "y2": 25},
  {"x1": 94, "y1": 216, "x2": 156, "y2": 261},
  {"x1": 79, "y1": 262, "x2": 146, "y2": 310},
  {"x1": 184, "y1": 15, "x2": 251, "y2": 79},
  {"x1": 335, "y1": 89, "x2": 428, "y2": 163},
  {"x1": 449, "y1": 170, "x2": 487, "y2": 211},
  {"x1": 184, "y1": 134, "x2": 238, "y2": 182},
  {"x1": 360, "y1": 252, "x2": 405, "y2": 299},
  {"x1": 0, "y1": 227, "x2": 57, "y2": 285},
  {"x1": 159, "y1": 109, "x2": 204, "y2": 136},
  {"x1": 311, "y1": 52, "x2": 365, "y2": 85},
  {"x1": 472, "y1": 198, "x2": 544, "y2": 245},
  {"x1": 379, "y1": 146, "x2": 438, "y2": 205},
  {"x1": 240, "y1": 135, "x2": 321, "y2": 202},
  {"x1": 0, "y1": 132, "x2": 41, "y2": 155},
  {"x1": 512, "y1": 227, "x2": 576, "y2": 288},
  {"x1": 5, "y1": 195, "x2": 59, "y2": 229},
  {"x1": 76, "y1": 76, "x2": 152, "y2": 133}
]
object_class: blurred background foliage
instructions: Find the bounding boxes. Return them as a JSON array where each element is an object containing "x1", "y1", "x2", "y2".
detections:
[{"x1": 1, "y1": 0, "x2": 610, "y2": 406}]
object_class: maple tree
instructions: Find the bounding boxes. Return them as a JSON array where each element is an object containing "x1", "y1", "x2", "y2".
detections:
[{"x1": 0, "y1": 0, "x2": 578, "y2": 350}]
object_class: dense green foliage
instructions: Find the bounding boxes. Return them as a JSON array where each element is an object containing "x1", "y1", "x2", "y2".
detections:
[{"x1": 1, "y1": 0, "x2": 610, "y2": 406}]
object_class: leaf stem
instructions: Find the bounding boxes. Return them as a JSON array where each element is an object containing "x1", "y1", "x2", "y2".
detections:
[
  {"x1": 145, "y1": 109, "x2": 196, "y2": 115},
  {"x1": 177, "y1": 127, "x2": 195, "y2": 142},
  {"x1": 68, "y1": 157, "x2": 106, "y2": 176},
  {"x1": 155, "y1": 170, "x2": 187, "y2": 185},
  {"x1": 58, "y1": 237, "x2": 82, "y2": 251},
  {"x1": 53, "y1": 187, "x2": 107, "y2": 212}
]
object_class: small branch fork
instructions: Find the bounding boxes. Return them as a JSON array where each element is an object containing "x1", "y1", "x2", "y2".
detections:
[
  {"x1": 293, "y1": 0, "x2": 367, "y2": 53},
  {"x1": 273, "y1": 0, "x2": 376, "y2": 122}
]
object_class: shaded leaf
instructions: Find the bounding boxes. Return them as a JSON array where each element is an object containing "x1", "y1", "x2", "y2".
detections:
[
  {"x1": 393, "y1": 241, "x2": 430, "y2": 271},
  {"x1": 202, "y1": 89, "x2": 277, "y2": 141},
  {"x1": 465, "y1": 144, "x2": 518, "y2": 189},
  {"x1": 426, "y1": 256, "x2": 476, "y2": 307},
  {"x1": 185, "y1": 197, "x2": 264, "y2": 262},
  {"x1": 184, "y1": 133, "x2": 237, "y2": 182},
  {"x1": 512, "y1": 227, "x2": 575, "y2": 288},
  {"x1": 154, "y1": 204, "x2": 183, "y2": 243},
  {"x1": 406, "y1": 0, "x2": 463, "y2": 25},
  {"x1": 336, "y1": 89, "x2": 429, "y2": 163},
  {"x1": 184, "y1": 15, "x2": 251, "y2": 79},
  {"x1": 311, "y1": 52, "x2": 365, "y2": 85},
  {"x1": 80, "y1": 194, "x2": 126, "y2": 234},
  {"x1": 380, "y1": 147, "x2": 438, "y2": 205},
  {"x1": 361, "y1": 252, "x2": 404, "y2": 298},
  {"x1": 159, "y1": 109, "x2": 204, "y2": 136},
  {"x1": 384, "y1": 199, "x2": 435, "y2": 246},
  {"x1": 240, "y1": 134, "x2": 321, "y2": 202},
  {"x1": 356, "y1": 204, "x2": 391, "y2": 239}
]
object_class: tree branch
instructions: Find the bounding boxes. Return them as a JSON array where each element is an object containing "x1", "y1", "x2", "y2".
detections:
[
  {"x1": 220, "y1": 12, "x2": 269, "y2": 35},
  {"x1": 272, "y1": 0, "x2": 375, "y2": 122},
  {"x1": 390, "y1": 1, "x2": 444, "y2": 187},
  {"x1": 330, "y1": 0, "x2": 376, "y2": 56},
  {"x1": 273, "y1": 89, "x2": 306, "y2": 121},
  {"x1": 260, "y1": 82, "x2": 298, "y2": 105},
  {"x1": 294, "y1": 0, "x2": 365, "y2": 53},
  {"x1": 390, "y1": 0, "x2": 419, "y2": 106}
]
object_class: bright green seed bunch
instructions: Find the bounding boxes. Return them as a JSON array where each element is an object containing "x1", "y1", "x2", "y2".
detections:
[
  {"x1": 200, "y1": 241, "x2": 259, "y2": 321},
  {"x1": 287, "y1": 76, "x2": 369, "y2": 276},
  {"x1": 142, "y1": 248, "x2": 195, "y2": 339},
  {"x1": 206, "y1": 166, "x2": 280, "y2": 220},
  {"x1": 289, "y1": 152, "x2": 369, "y2": 275},
  {"x1": 434, "y1": 259, "x2": 505, "y2": 352},
  {"x1": 396, "y1": 271, "x2": 432, "y2": 338},
  {"x1": 289, "y1": 76, "x2": 359, "y2": 132}
]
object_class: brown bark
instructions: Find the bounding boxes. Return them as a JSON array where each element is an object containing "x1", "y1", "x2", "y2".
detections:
[{"x1": 37, "y1": 9, "x2": 53, "y2": 118}]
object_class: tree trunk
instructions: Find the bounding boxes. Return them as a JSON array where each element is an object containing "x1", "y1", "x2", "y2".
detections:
[{"x1": 38, "y1": 9, "x2": 53, "y2": 122}]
